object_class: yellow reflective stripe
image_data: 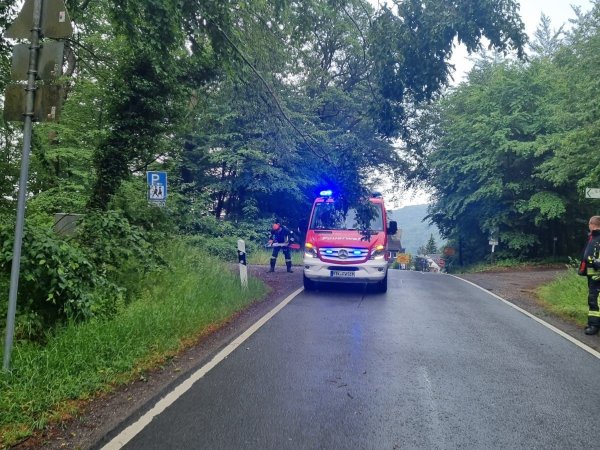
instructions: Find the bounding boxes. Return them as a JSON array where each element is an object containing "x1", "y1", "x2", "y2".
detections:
[{"x1": 588, "y1": 311, "x2": 600, "y2": 317}]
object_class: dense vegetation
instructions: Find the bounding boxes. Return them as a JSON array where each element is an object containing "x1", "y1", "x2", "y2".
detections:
[
  {"x1": 1, "y1": 0, "x2": 527, "y2": 338},
  {"x1": 403, "y1": 8, "x2": 600, "y2": 266}
]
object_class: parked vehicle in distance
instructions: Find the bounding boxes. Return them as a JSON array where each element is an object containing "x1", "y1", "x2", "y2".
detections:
[{"x1": 302, "y1": 190, "x2": 398, "y2": 293}]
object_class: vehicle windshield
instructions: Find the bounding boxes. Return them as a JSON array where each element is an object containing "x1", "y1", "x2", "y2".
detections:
[{"x1": 309, "y1": 202, "x2": 384, "y2": 231}]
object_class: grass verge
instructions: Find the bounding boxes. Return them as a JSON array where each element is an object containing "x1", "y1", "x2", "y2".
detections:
[
  {"x1": 248, "y1": 248, "x2": 304, "y2": 266},
  {"x1": 536, "y1": 270, "x2": 589, "y2": 325},
  {"x1": 452, "y1": 258, "x2": 567, "y2": 274},
  {"x1": 0, "y1": 240, "x2": 266, "y2": 448}
]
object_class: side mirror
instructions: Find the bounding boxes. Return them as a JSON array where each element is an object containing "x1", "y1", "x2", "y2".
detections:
[{"x1": 387, "y1": 220, "x2": 398, "y2": 235}]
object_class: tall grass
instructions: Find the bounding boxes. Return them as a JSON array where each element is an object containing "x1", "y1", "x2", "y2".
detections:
[
  {"x1": 0, "y1": 240, "x2": 266, "y2": 447},
  {"x1": 248, "y1": 248, "x2": 304, "y2": 266},
  {"x1": 453, "y1": 258, "x2": 567, "y2": 274},
  {"x1": 537, "y1": 271, "x2": 589, "y2": 324}
]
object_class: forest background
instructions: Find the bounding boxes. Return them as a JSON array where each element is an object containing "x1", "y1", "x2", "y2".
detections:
[{"x1": 1, "y1": 0, "x2": 599, "y2": 340}]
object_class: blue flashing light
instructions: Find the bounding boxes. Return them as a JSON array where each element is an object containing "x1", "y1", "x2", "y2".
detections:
[
  {"x1": 352, "y1": 250, "x2": 362, "y2": 255},
  {"x1": 319, "y1": 189, "x2": 333, "y2": 197},
  {"x1": 324, "y1": 250, "x2": 334, "y2": 254}
]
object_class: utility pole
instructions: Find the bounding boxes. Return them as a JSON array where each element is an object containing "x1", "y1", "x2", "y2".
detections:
[{"x1": 2, "y1": 0, "x2": 73, "y2": 371}]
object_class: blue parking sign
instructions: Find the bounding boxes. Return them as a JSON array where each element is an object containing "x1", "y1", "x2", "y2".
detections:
[{"x1": 147, "y1": 171, "x2": 167, "y2": 205}]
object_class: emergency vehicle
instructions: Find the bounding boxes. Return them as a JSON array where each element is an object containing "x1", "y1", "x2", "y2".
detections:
[{"x1": 302, "y1": 190, "x2": 398, "y2": 293}]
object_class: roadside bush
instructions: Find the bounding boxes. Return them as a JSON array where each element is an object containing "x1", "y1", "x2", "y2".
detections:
[
  {"x1": 0, "y1": 224, "x2": 123, "y2": 341},
  {"x1": 74, "y1": 210, "x2": 164, "y2": 300},
  {"x1": 184, "y1": 216, "x2": 275, "y2": 262},
  {"x1": 109, "y1": 177, "x2": 173, "y2": 236},
  {"x1": 187, "y1": 235, "x2": 260, "y2": 262},
  {"x1": 26, "y1": 183, "x2": 88, "y2": 218}
]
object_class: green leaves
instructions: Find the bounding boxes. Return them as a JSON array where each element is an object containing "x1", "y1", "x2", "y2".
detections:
[
  {"x1": 416, "y1": 5, "x2": 600, "y2": 264},
  {"x1": 0, "y1": 224, "x2": 123, "y2": 340},
  {"x1": 368, "y1": 0, "x2": 526, "y2": 137},
  {"x1": 516, "y1": 192, "x2": 566, "y2": 225}
]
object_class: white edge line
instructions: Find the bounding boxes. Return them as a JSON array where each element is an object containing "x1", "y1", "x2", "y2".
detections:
[
  {"x1": 101, "y1": 286, "x2": 305, "y2": 450},
  {"x1": 451, "y1": 275, "x2": 600, "y2": 359}
]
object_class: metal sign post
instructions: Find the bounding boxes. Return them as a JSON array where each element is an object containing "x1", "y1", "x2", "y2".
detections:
[
  {"x1": 3, "y1": 0, "x2": 43, "y2": 372},
  {"x1": 3, "y1": 0, "x2": 73, "y2": 371}
]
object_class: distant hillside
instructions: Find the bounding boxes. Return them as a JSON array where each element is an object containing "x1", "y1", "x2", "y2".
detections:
[{"x1": 388, "y1": 204, "x2": 444, "y2": 255}]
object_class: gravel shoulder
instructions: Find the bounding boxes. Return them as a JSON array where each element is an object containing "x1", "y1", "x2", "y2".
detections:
[{"x1": 11, "y1": 265, "x2": 596, "y2": 449}]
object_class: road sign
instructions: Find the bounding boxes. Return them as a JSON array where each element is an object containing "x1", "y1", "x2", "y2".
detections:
[
  {"x1": 396, "y1": 253, "x2": 410, "y2": 264},
  {"x1": 11, "y1": 41, "x2": 64, "y2": 81},
  {"x1": 3, "y1": 0, "x2": 74, "y2": 372},
  {"x1": 3, "y1": 84, "x2": 64, "y2": 122},
  {"x1": 147, "y1": 171, "x2": 167, "y2": 206},
  {"x1": 6, "y1": 0, "x2": 73, "y2": 39},
  {"x1": 585, "y1": 188, "x2": 600, "y2": 199}
]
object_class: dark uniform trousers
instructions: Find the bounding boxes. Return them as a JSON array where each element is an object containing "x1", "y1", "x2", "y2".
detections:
[
  {"x1": 270, "y1": 246, "x2": 292, "y2": 271},
  {"x1": 588, "y1": 278, "x2": 600, "y2": 326},
  {"x1": 582, "y1": 230, "x2": 600, "y2": 326}
]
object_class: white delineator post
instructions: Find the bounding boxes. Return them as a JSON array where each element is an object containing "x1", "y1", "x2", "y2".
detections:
[{"x1": 237, "y1": 239, "x2": 248, "y2": 289}]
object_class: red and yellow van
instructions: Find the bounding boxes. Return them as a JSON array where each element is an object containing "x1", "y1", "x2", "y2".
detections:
[{"x1": 302, "y1": 191, "x2": 398, "y2": 293}]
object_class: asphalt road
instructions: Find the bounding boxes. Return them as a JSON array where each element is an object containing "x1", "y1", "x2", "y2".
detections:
[{"x1": 100, "y1": 270, "x2": 600, "y2": 450}]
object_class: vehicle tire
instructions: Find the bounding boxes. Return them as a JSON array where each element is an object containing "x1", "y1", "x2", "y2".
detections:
[
  {"x1": 377, "y1": 272, "x2": 388, "y2": 293},
  {"x1": 303, "y1": 274, "x2": 316, "y2": 291}
]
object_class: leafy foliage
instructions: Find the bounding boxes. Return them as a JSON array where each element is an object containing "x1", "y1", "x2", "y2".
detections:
[
  {"x1": 408, "y1": 4, "x2": 600, "y2": 265},
  {"x1": 0, "y1": 224, "x2": 123, "y2": 340}
]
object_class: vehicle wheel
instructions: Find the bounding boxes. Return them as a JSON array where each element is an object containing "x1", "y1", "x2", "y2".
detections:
[
  {"x1": 377, "y1": 272, "x2": 388, "y2": 293},
  {"x1": 303, "y1": 274, "x2": 316, "y2": 291}
]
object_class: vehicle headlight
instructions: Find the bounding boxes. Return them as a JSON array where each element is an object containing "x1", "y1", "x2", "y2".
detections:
[
  {"x1": 370, "y1": 245, "x2": 385, "y2": 260},
  {"x1": 304, "y1": 243, "x2": 318, "y2": 258}
]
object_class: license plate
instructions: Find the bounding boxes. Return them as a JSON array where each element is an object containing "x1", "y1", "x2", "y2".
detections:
[{"x1": 330, "y1": 270, "x2": 355, "y2": 278}]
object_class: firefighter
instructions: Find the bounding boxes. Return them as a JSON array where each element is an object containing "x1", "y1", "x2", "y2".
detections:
[
  {"x1": 579, "y1": 216, "x2": 600, "y2": 335},
  {"x1": 268, "y1": 219, "x2": 294, "y2": 273}
]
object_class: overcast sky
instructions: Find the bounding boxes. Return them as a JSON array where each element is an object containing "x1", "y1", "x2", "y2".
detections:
[
  {"x1": 520, "y1": 0, "x2": 593, "y2": 34},
  {"x1": 451, "y1": 0, "x2": 595, "y2": 82}
]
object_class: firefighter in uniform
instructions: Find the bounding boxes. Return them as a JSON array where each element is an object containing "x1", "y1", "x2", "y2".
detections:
[
  {"x1": 579, "y1": 216, "x2": 600, "y2": 335},
  {"x1": 268, "y1": 219, "x2": 294, "y2": 273}
]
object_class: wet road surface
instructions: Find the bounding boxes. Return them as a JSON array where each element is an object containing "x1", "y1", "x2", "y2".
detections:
[{"x1": 100, "y1": 270, "x2": 600, "y2": 449}]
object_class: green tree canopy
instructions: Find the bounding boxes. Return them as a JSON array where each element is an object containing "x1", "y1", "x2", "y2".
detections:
[{"x1": 409, "y1": 4, "x2": 600, "y2": 264}]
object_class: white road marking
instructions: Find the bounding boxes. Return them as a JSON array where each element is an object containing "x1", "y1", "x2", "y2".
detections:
[
  {"x1": 453, "y1": 275, "x2": 600, "y2": 359},
  {"x1": 101, "y1": 287, "x2": 305, "y2": 449},
  {"x1": 417, "y1": 366, "x2": 445, "y2": 447}
]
